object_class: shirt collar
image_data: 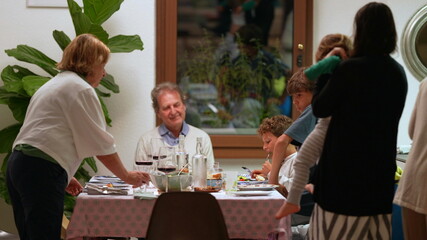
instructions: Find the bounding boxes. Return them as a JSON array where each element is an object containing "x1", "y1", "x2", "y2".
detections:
[{"x1": 158, "y1": 122, "x2": 189, "y2": 146}]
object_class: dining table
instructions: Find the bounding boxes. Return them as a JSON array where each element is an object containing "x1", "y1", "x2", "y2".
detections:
[{"x1": 66, "y1": 183, "x2": 291, "y2": 240}]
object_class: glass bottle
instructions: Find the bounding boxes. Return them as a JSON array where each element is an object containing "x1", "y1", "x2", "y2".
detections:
[
  {"x1": 192, "y1": 137, "x2": 207, "y2": 188},
  {"x1": 176, "y1": 135, "x2": 189, "y2": 173}
]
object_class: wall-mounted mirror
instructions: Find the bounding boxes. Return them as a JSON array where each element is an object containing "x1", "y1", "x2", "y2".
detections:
[{"x1": 402, "y1": 5, "x2": 427, "y2": 81}]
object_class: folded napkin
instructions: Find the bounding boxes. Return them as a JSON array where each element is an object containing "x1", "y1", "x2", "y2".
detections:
[
  {"x1": 134, "y1": 192, "x2": 158, "y2": 200},
  {"x1": 85, "y1": 183, "x2": 129, "y2": 195}
]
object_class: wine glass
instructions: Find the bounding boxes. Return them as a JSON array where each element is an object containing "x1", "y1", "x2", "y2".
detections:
[
  {"x1": 150, "y1": 137, "x2": 165, "y2": 165},
  {"x1": 157, "y1": 146, "x2": 178, "y2": 174}
]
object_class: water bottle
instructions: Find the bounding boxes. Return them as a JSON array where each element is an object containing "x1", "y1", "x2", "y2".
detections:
[
  {"x1": 176, "y1": 135, "x2": 189, "y2": 173},
  {"x1": 192, "y1": 137, "x2": 207, "y2": 188}
]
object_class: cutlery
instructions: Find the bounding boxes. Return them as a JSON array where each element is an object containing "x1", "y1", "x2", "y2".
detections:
[{"x1": 242, "y1": 167, "x2": 252, "y2": 175}]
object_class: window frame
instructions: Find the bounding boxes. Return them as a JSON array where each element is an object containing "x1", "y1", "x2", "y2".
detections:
[{"x1": 156, "y1": 0, "x2": 313, "y2": 158}]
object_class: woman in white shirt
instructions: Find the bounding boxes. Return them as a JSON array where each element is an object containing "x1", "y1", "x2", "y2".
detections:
[{"x1": 6, "y1": 34, "x2": 149, "y2": 240}]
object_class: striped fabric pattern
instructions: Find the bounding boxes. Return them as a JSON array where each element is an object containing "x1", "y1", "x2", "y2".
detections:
[{"x1": 309, "y1": 204, "x2": 392, "y2": 240}]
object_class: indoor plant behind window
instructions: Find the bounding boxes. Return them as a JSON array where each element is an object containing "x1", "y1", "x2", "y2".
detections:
[{"x1": 0, "y1": 0, "x2": 143, "y2": 217}]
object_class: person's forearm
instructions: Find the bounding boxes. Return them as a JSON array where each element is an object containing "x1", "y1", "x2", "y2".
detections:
[
  {"x1": 269, "y1": 135, "x2": 291, "y2": 184},
  {"x1": 97, "y1": 153, "x2": 130, "y2": 182}
]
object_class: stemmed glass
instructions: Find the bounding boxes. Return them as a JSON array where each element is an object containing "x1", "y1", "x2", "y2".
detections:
[
  {"x1": 157, "y1": 146, "x2": 177, "y2": 192},
  {"x1": 157, "y1": 146, "x2": 178, "y2": 174}
]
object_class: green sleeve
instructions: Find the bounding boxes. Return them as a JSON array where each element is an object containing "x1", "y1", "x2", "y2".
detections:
[
  {"x1": 242, "y1": 0, "x2": 256, "y2": 11},
  {"x1": 304, "y1": 55, "x2": 341, "y2": 81}
]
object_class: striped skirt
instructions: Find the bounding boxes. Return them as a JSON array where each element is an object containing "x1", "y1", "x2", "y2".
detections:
[{"x1": 308, "y1": 204, "x2": 392, "y2": 240}]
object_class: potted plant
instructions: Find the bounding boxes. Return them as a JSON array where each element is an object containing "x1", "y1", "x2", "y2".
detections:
[{"x1": 0, "y1": 0, "x2": 143, "y2": 217}]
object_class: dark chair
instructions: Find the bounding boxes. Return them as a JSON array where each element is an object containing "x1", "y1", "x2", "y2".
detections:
[{"x1": 145, "y1": 192, "x2": 229, "y2": 240}]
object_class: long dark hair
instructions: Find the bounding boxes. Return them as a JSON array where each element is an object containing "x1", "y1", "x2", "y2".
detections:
[{"x1": 352, "y1": 2, "x2": 397, "y2": 57}]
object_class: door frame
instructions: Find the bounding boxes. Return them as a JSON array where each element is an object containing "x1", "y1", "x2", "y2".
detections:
[{"x1": 156, "y1": 0, "x2": 313, "y2": 158}]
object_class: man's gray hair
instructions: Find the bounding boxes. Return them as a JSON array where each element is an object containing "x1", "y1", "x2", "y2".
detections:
[{"x1": 151, "y1": 82, "x2": 185, "y2": 113}]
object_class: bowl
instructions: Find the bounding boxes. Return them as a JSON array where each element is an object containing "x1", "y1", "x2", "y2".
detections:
[
  {"x1": 150, "y1": 174, "x2": 192, "y2": 192},
  {"x1": 206, "y1": 179, "x2": 223, "y2": 190}
]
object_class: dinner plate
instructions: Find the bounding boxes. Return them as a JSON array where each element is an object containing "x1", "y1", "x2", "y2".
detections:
[
  {"x1": 233, "y1": 191, "x2": 272, "y2": 196},
  {"x1": 237, "y1": 184, "x2": 279, "y2": 191},
  {"x1": 194, "y1": 187, "x2": 221, "y2": 193}
]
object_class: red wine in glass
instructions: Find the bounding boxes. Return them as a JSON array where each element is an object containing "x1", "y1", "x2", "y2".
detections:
[
  {"x1": 151, "y1": 155, "x2": 167, "y2": 160},
  {"x1": 136, "y1": 161, "x2": 153, "y2": 166},
  {"x1": 157, "y1": 167, "x2": 177, "y2": 173}
]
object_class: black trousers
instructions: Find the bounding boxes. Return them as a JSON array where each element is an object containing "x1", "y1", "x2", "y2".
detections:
[{"x1": 6, "y1": 150, "x2": 68, "y2": 240}]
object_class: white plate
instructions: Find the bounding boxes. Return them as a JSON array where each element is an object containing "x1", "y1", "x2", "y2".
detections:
[
  {"x1": 233, "y1": 191, "x2": 273, "y2": 196},
  {"x1": 237, "y1": 184, "x2": 279, "y2": 191}
]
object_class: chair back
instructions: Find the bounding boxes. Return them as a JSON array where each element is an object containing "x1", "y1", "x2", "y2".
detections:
[{"x1": 146, "y1": 192, "x2": 229, "y2": 240}]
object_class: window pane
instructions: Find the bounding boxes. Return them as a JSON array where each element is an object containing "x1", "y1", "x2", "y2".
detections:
[{"x1": 177, "y1": 0, "x2": 293, "y2": 135}]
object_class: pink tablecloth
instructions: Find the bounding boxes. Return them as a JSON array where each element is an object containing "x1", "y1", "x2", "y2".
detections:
[{"x1": 66, "y1": 190, "x2": 291, "y2": 240}]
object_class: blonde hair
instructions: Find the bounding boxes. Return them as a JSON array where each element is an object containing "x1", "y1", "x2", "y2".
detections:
[
  {"x1": 57, "y1": 34, "x2": 110, "y2": 76},
  {"x1": 258, "y1": 115, "x2": 293, "y2": 137},
  {"x1": 315, "y1": 33, "x2": 352, "y2": 62}
]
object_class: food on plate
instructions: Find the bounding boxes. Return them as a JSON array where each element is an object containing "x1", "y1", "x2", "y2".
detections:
[
  {"x1": 255, "y1": 175, "x2": 265, "y2": 181},
  {"x1": 194, "y1": 186, "x2": 220, "y2": 192},
  {"x1": 238, "y1": 176, "x2": 250, "y2": 181},
  {"x1": 208, "y1": 173, "x2": 222, "y2": 179}
]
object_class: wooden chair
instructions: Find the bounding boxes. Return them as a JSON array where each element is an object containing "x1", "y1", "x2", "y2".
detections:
[{"x1": 145, "y1": 192, "x2": 229, "y2": 240}]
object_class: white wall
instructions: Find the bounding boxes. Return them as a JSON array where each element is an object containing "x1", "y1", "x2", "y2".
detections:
[
  {"x1": 0, "y1": 0, "x2": 156, "y2": 176},
  {"x1": 0, "y1": 1, "x2": 424, "y2": 174},
  {"x1": 313, "y1": 0, "x2": 426, "y2": 147},
  {"x1": 0, "y1": 0, "x2": 424, "y2": 233}
]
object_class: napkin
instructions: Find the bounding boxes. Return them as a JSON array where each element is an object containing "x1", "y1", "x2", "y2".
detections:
[
  {"x1": 134, "y1": 192, "x2": 158, "y2": 200},
  {"x1": 85, "y1": 183, "x2": 129, "y2": 195}
]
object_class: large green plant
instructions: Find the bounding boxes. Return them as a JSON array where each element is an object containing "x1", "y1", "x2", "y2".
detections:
[{"x1": 0, "y1": 0, "x2": 143, "y2": 215}]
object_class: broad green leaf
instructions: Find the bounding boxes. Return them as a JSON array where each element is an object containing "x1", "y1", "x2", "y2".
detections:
[
  {"x1": 53, "y1": 30, "x2": 71, "y2": 51},
  {"x1": 0, "y1": 123, "x2": 22, "y2": 153},
  {"x1": 1, "y1": 66, "x2": 23, "y2": 94},
  {"x1": 63, "y1": 194, "x2": 76, "y2": 218},
  {"x1": 8, "y1": 65, "x2": 37, "y2": 77},
  {"x1": 1, "y1": 65, "x2": 37, "y2": 95},
  {"x1": 84, "y1": 156, "x2": 98, "y2": 172},
  {"x1": 1, "y1": 152, "x2": 11, "y2": 175},
  {"x1": 22, "y1": 75, "x2": 51, "y2": 96},
  {"x1": 68, "y1": 0, "x2": 109, "y2": 43},
  {"x1": 0, "y1": 171, "x2": 11, "y2": 204},
  {"x1": 74, "y1": 162, "x2": 91, "y2": 181},
  {"x1": 98, "y1": 97, "x2": 112, "y2": 126},
  {"x1": 100, "y1": 74, "x2": 119, "y2": 93},
  {"x1": 0, "y1": 87, "x2": 26, "y2": 105},
  {"x1": 5, "y1": 45, "x2": 59, "y2": 77},
  {"x1": 95, "y1": 88, "x2": 111, "y2": 98},
  {"x1": 8, "y1": 97, "x2": 30, "y2": 123},
  {"x1": 107, "y1": 35, "x2": 144, "y2": 53},
  {"x1": 83, "y1": 0, "x2": 124, "y2": 25},
  {"x1": 87, "y1": 24, "x2": 109, "y2": 43},
  {"x1": 68, "y1": 0, "x2": 88, "y2": 34}
]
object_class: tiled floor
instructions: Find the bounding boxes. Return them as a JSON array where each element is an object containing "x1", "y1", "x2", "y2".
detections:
[{"x1": 0, "y1": 231, "x2": 19, "y2": 240}]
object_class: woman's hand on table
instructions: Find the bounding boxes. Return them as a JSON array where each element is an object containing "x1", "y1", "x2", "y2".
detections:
[
  {"x1": 124, "y1": 171, "x2": 150, "y2": 188},
  {"x1": 276, "y1": 201, "x2": 300, "y2": 219},
  {"x1": 66, "y1": 177, "x2": 83, "y2": 196}
]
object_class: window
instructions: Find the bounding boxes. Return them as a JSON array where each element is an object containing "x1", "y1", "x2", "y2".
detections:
[{"x1": 156, "y1": 0, "x2": 313, "y2": 158}]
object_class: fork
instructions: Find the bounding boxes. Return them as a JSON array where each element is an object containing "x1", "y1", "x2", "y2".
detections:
[{"x1": 241, "y1": 166, "x2": 252, "y2": 175}]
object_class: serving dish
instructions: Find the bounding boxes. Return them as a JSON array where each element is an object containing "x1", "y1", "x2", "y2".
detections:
[
  {"x1": 237, "y1": 184, "x2": 279, "y2": 191},
  {"x1": 233, "y1": 191, "x2": 273, "y2": 196}
]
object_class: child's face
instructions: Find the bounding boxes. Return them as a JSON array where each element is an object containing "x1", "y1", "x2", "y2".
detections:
[{"x1": 292, "y1": 91, "x2": 313, "y2": 113}]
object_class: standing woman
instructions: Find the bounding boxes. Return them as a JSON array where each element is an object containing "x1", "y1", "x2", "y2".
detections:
[
  {"x1": 394, "y1": 77, "x2": 427, "y2": 240},
  {"x1": 290, "y1": 2, "x2": 406, "y2": 239},
  {"x1": 6, "y1": 34, "x2": 149, "y2": 240}
]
